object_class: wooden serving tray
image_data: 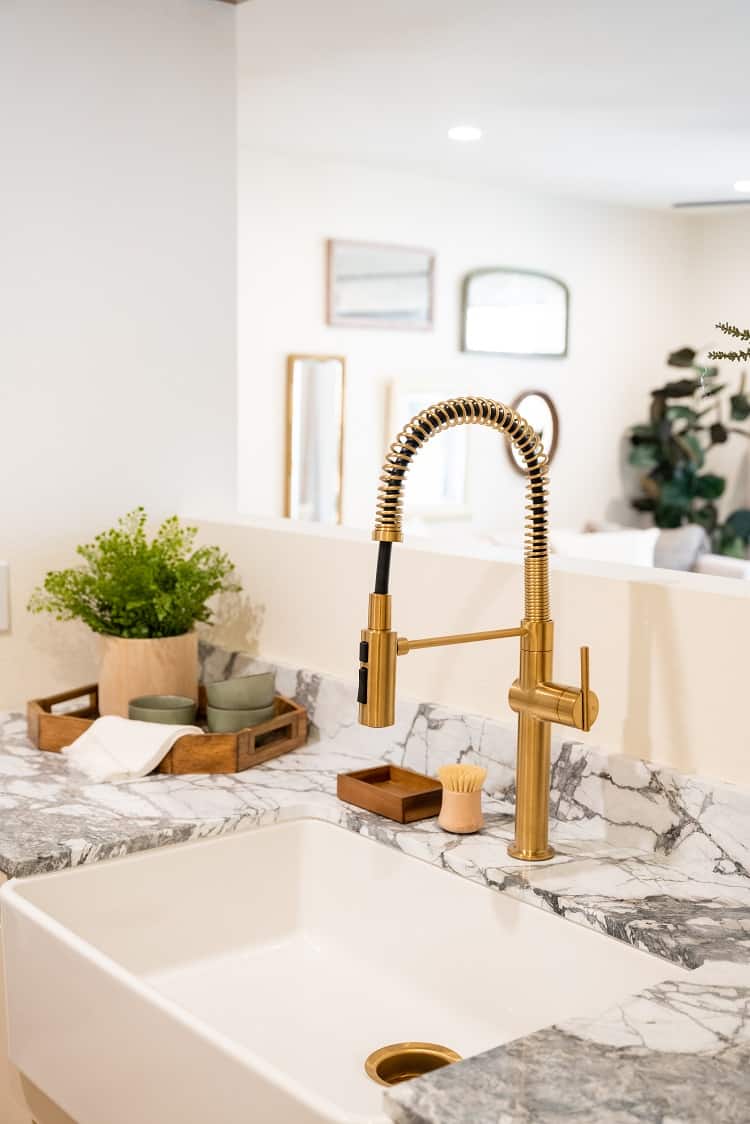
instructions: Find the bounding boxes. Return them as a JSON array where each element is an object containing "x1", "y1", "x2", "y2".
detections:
[
  {"x1": 27, "y1": 684, "x2": 308, "y2": 776},
  {"x1": 337, "y1": 765, "x2": 442, "y2": 823}
]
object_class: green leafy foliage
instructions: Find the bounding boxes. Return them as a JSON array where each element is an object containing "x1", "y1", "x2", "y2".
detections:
[
  {"x1": 666, "y1": 347, "x2": 697, "y2": 368},
  {"x1": 714, "y1": 509, "x2": 750, "y2": 558},
  {"x1": 708, "y1": 322, "x2": 750, "y2": 364},
  {"x1": 28, "y1": 508, "x2": 241, "y2": 638},
  {"x1": 730, "y1": 392, "x2": 750, "y2": 421},
  {"x1": 666, "y1": 405, "x2": 698, "y2": 423},
  {"x1": 695, "y1": 474, "x2": 725, "y2": 500},
  {"x1": 628, "y1": 349, "x2": 750, "y2": 556},
  {"x1": 725, "y1": 509, "x2": 750, "y2": 539}
]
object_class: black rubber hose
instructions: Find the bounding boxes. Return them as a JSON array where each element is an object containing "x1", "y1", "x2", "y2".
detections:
[{"x1": 374, "y1": 542, "x2": 392, "y2": 595}]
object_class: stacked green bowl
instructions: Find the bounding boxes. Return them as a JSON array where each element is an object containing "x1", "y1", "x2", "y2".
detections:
[
  {"x1": 205, "y1": 671, "x2": 276, "y2": 733},
  {"x1": 128, "y1": 695, "x2": 198, "y2": 725}
]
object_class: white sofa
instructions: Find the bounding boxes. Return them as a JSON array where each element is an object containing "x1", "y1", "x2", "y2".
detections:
[{"x1": 551, "y1": 524, "x2": 750, "y2": 580}]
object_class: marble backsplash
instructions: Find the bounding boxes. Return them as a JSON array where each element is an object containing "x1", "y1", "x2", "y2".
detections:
[{"x1": 201, "y1": 642, "x2": 750, "y2": 881}]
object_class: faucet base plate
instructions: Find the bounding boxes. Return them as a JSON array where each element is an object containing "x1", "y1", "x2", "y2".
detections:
[{"x1": 507, "y1": 843, "x2": 555, "y2": 862}]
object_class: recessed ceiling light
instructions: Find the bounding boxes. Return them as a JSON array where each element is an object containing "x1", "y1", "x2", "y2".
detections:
[
  {"x1": 734, "y1": 180, "x2": 750, "y2": 193},
  {"x1": 448, "y1": 125, "x2": 482, "y2": 142}
]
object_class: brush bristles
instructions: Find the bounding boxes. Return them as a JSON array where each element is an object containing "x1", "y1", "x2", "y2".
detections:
[{"x1": 437, "y1": 764, "x2": 487, "y2": 793}]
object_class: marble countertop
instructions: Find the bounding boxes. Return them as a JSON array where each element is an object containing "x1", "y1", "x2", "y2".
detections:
[
  {"x1": 387, "y1": 971, "x2": 750, "y2": 1124},
  {"x1": 2, "y1": 652, "x2": 750, "y2": 1122}
]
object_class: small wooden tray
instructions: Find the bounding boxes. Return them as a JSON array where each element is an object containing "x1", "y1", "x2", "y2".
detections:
[
  {"x1": 27, "y1": 684, "x2": 308, "y2": 776},
  {"x1": 337, "y1": 765, "x2": 442, "y2": 823}
]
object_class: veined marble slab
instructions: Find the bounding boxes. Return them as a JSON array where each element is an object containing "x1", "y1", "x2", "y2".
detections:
[
  {"x1": 203, "y1": 644, "x2": 750, "y2": 860},
  {"x1": 2, "y1": 645, "x2": 750, "y2": 1121},
  {"x1": 387, "y1": 973, "x2": 750, "y2": 1124},
  {"x1": 0, "y1": 645, "x2": 747, "y2": 969}
]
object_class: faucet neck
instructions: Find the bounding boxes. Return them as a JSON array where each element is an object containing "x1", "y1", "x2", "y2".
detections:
[{"x1": 370, "y1": 396, "x2": 550, "y2": 621}]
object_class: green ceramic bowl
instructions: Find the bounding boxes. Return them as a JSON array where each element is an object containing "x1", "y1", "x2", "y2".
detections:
[
  {"x1": 205, "y1": 671, "x2": 276, "y2": 710},
  {"x1": 128, "y1": 695, "x2": 197, "y2": 725},
  {"x1": 206, "y1": 703, "x2": 275, "y2": 733}
]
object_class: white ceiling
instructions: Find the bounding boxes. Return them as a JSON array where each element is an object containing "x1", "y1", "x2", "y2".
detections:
[{"x1": 237, "y1": 0, "x2": 750, "y2": 208}]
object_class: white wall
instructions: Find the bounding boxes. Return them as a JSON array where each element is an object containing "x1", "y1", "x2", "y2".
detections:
[
  {"x1": 238, "y1": 148, "x2": 690, "y2": 538},
  {"x1": 686, "y1": 209, "x2": 750, "y2": 517},
  {"x1": 688, "y1": 209, "x2": 750, "y2": 339},
  {"x1": 198, "y1": 515, "x2": 750, "y2": 789},
  {"x1": 0, "y1": 0, "x2": 238, "y2": 708}
]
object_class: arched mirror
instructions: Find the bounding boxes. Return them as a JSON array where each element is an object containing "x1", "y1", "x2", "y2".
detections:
[
  {"x1": 508, "y1": 391, "x2": 559, "y2": 474},
  {"x1": 462, "y1": 269, "x2": 569, "y2": 357}
]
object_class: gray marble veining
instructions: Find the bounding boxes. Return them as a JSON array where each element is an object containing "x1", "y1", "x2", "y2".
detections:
[
  {"x1": 2, "y1": 643, "x2": 750, "y2": 1122},
  {"x1": 387, "y1": 976, "x2": 750, "y2": 1124}
]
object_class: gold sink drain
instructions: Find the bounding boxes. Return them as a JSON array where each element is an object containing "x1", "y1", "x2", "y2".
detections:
[{"x1": 364, "y1": 1042, "x2": 462, "y2": 1087}]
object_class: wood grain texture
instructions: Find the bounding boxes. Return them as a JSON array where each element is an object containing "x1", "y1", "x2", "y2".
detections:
[
  {"x1": 337, "y1": 765, "x2": 442, "y2": 823},
  {"x1": 97, "y1": 633, "x2": 198, "y2": 718},
  {"x1": 27, "y1": 686, "x2": 308, "y2": 775}
]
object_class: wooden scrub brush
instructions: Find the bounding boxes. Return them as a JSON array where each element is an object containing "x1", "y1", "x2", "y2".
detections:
[{"x1": 437, "y1": 764, "x2": 487, "y2": 834}]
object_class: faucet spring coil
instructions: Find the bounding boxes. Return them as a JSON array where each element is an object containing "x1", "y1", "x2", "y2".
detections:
[{"x1": 372, "y1": 396, "x2": 550, "y2": 620}]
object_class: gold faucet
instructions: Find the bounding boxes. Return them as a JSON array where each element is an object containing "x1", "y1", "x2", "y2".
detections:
[{"x1": 357, "y1": 396, "x2": 598, "y2": 861}]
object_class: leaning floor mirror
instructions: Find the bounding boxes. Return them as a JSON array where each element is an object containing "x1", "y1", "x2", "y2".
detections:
[{"x1": 285, "y1": 354, "x2": 346, "y2": 525}]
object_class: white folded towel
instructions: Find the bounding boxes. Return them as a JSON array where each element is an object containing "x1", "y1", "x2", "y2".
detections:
[{"x1": 63, "y1": 716, "x2": 203, "y2": 783}]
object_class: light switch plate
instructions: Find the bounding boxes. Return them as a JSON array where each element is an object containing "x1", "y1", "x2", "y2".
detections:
[{"x1": 0, "y1": 562, "x2": 9, "y2": 632}]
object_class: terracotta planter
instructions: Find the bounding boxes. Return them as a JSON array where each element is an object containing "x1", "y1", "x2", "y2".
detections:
[{"x1": 97, "y1": 633, "x2": 198, "y2": 718}]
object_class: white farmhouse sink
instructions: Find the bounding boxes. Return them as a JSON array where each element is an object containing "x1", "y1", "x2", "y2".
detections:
[{"x1": 1, "y1": 819, "x2": 688, "y2": 1124}]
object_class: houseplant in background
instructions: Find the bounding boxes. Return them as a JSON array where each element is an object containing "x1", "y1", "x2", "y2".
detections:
[
  {"x1": 708, "y1": 320, "x2": 750, "y2": 365},
  {"x1": 628, "y1": 341, "x2": 750, "y2": 557},
  {"x1": 28, "y1": 508, "x2": 240, "y2": 716}
]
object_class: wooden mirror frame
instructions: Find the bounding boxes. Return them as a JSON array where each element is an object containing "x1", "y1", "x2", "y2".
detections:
[
  {"x1": 284, "y1": 354, "x2": 346, "y2": 524},
  {"x1": 326, "y1": 239, "x2": 436, "y2": 331},
  {"x1": 506, "y1": 390, "x2": 559, "y2": 475}
]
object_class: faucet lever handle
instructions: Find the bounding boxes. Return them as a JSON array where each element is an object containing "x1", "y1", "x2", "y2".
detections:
[{"x1": 580, "y1": 646, "x2": 592, "y2": 732}]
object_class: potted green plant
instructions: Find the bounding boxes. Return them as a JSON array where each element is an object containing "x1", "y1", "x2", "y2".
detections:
[
  {"x1": 628, "y1": 338, "x2": 750, "y2": 557},
  {"x1": 29, "y1": 508, "x2": 240, "y2": 716}
]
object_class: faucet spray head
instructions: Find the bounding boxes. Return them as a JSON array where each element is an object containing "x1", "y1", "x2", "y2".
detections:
[
  {"x1": 358, "y1": 592, "x2": 398, "y2": 728},
  {"x1": 358, "y1": 543, "x2": 398, "y2": 728}
]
